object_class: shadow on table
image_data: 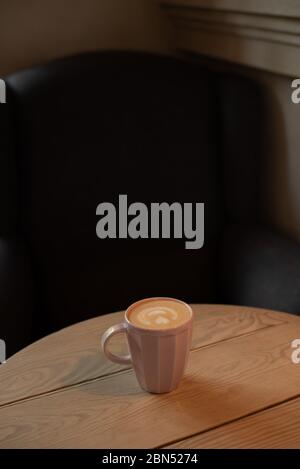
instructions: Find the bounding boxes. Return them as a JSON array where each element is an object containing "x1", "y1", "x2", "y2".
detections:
[
  {"x1": 66, "y1": 361, "x2": 255, "y2": 427},
  {"x1": 62, "y1": 353, "x2": 285, "y2": 442},
  {"x1": 62, "y1": 351, "x2": 141, "y2": 396}
]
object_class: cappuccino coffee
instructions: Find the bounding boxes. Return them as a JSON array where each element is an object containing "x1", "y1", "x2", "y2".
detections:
[
  {"x1": 128, "y1": 298, "x2": 191, "y2": 330},
  {"x1": 102, "y1": 297, "x2": 193, "y2": 392}
]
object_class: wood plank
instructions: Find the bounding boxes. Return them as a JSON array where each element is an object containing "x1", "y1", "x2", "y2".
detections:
[
  {"x1": 172, "y1": 19, "x2": 300, "y2": 47},
  {"x1": 0, "y1": 305, "x2": 285, "y2": 407},
  {"x1": 175, "y1": 27, "x2": 300, "y2": 78},
  {"x1": 167, "y1": 9, "x2": 300, "y2": 36},
  {"x1": 162, "y1": 1, "x2": 300, "y2": 76},
  {"x1": 166, "y1": 397, "x2": 300, "y2": 448},
  {"x1": 161, "y1": 0, "x2": 300, "y2": 18},
  {"x1": 0, "y1": 321, "x2": 299, "y2": 448}
]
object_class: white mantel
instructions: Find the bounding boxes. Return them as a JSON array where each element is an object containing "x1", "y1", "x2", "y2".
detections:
[{"x1": 161, "y1": 0, "x2": 300, "y2": 76}]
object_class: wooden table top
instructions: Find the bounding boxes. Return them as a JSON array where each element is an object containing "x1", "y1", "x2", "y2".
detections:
[{"x1": 0, "y1": 304, "x2": 300, "y2": 449}]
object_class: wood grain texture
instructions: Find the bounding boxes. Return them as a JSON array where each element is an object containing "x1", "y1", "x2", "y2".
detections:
[
  {"x1": 0, "y1": 319, "x2": 299, "y2": 448},
  {"x1": 0, "y1": 305, "x2": 285, "y2": 407},
  {"x1": 166, "y1": 397, "x2": 300, "y2": 449}
]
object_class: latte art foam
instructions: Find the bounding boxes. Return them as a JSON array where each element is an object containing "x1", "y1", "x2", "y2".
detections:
[
  {"x1": 137, "y1": 306, "x2": 178, "y2": 327},
  {"x1": 128, "y1": 299, "x2": 191, "y2": 330}
]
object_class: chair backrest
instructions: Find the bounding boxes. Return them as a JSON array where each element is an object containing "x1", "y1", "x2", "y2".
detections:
[{"x1": 5, "y1": 51, "x2": 261, "y2": 336}]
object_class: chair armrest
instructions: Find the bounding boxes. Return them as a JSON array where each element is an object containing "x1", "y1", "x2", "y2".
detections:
[
  {"x1": 0, "y1": 238, "x2": 34, "y2": 356},
  {"x1": 220, "y1": 224, "x2": 300, "y2": 315}
]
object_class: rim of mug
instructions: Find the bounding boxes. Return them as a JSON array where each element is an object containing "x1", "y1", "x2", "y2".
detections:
[{"x1": 125, "y1": 297, "x2": 194, "y2": 335}]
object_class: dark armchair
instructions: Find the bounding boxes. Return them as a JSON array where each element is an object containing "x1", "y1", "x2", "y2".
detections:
[{"x1": 1, "y1": 51, "x2": 300, "y2": 356}]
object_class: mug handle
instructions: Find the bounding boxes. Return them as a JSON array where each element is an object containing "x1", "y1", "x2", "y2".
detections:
[{"x1": 101, "y1": 323, "x2": 132, "y2": 365}]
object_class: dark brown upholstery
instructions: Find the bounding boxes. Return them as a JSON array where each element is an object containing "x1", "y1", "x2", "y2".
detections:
[{"x1": 1, "y1": 51, "x2": 300, "y2": 356}]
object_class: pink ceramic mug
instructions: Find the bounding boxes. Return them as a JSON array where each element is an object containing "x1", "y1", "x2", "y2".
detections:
[{"x1": 101, "y1": 297, "x2": 193, "y2": 393}]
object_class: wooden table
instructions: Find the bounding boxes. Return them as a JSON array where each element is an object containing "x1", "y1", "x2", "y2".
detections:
[{"x1": 0, "y1": 304, "x2": 300, "y2": 449}]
